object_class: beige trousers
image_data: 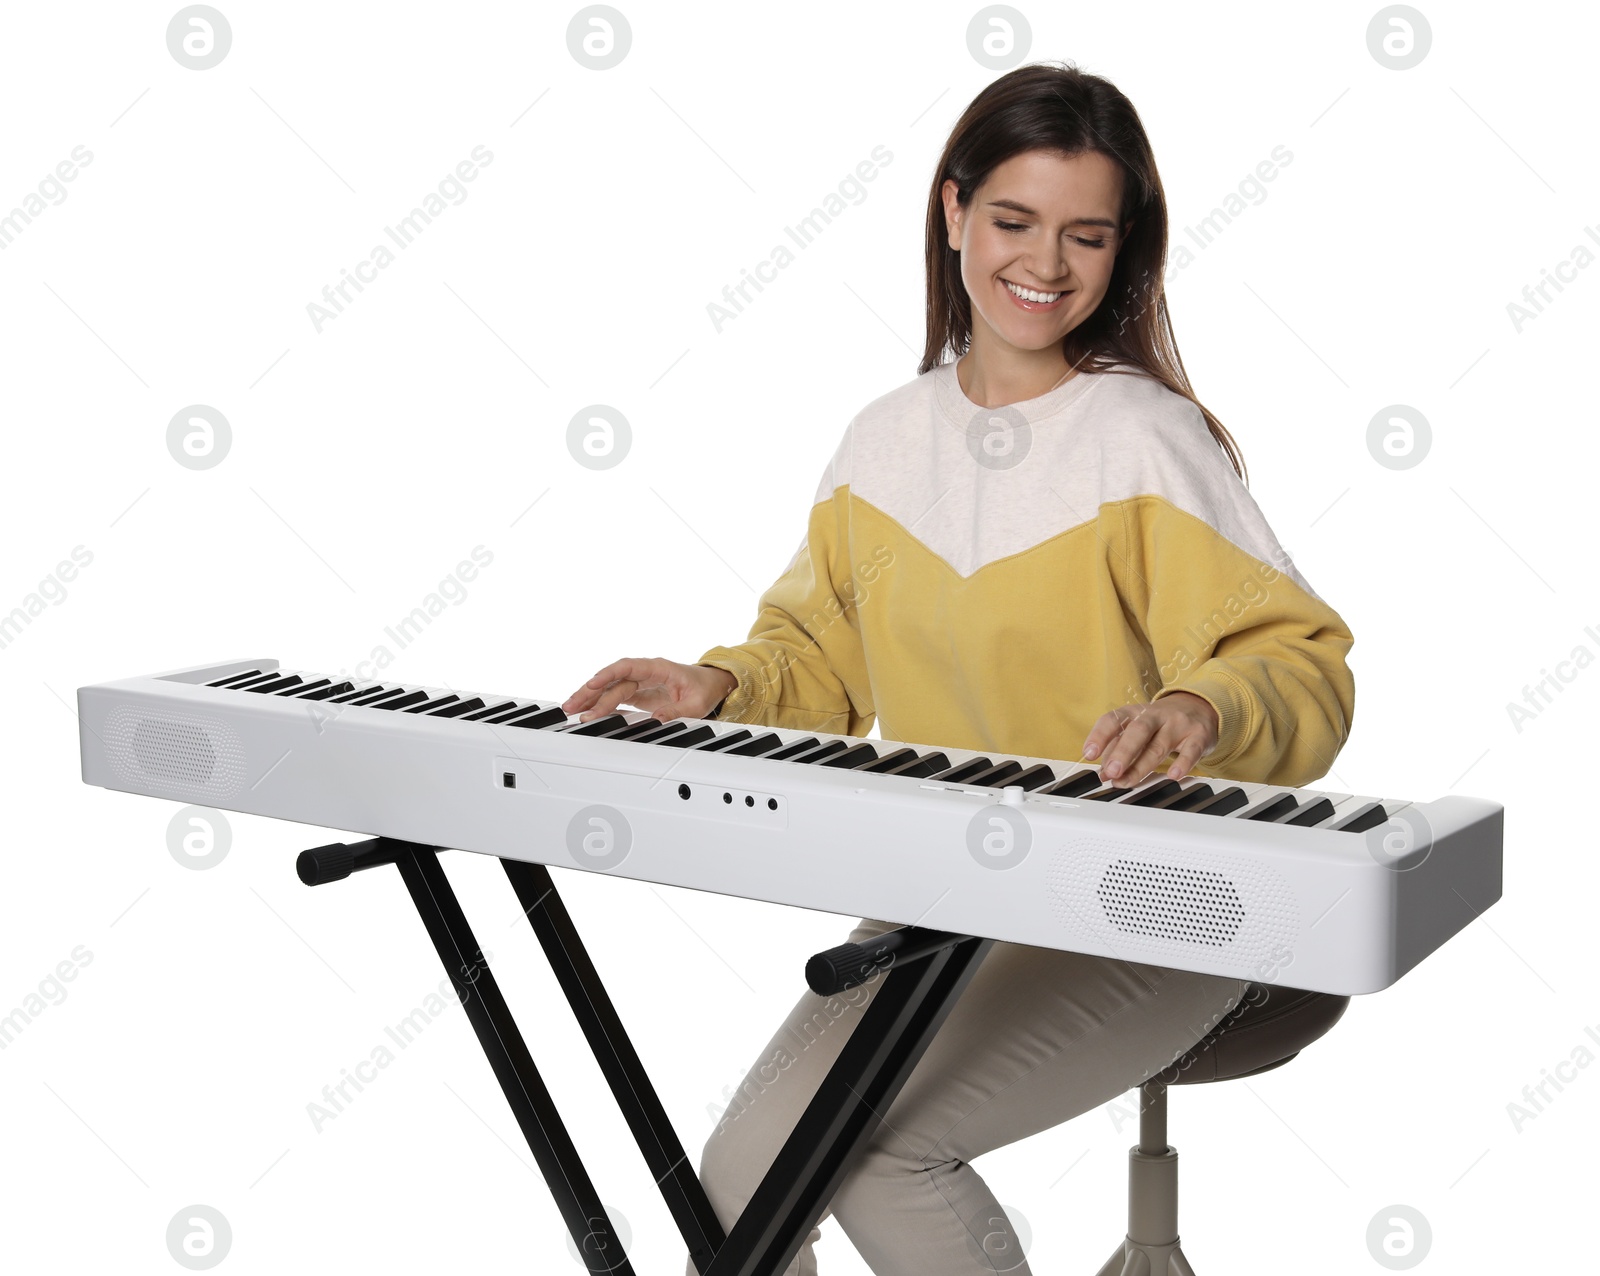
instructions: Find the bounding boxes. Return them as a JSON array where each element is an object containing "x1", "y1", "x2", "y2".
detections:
[{"x1": 689, "y1": 917, "x2": 1248, "y2": 1276}]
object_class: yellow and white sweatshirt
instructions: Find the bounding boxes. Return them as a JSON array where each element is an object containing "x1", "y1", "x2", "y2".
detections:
[{"x1": 696, "y1": 360, "x2": 1354, "y2": 789}]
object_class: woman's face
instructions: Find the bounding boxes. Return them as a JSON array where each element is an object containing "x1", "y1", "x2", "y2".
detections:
[{"x1": 943, "y1": 149, "x2": 1131, "y2": 356}]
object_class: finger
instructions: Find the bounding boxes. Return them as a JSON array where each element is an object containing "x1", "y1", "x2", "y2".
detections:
[
  {"x1": 564, "y1": 658, "x2": 664, "y2": 713},
  {"x1": 1117, "y1": 722, "x2": 1192, "y2": 788},
  {"x1": 1100, "y1": 708, "x2": 1160, "y2": 781},
  {"x1": 1165, "y1": 732, "x2": 1209, "y2": 781},
  {"x1": 585, "y1": 658, "x2": 659, "y2": 692},
  {"x1": 1083, "y1": 707, "x2": 1132, "y2": 760},
  {"x1": 1116, "y1": 738, "x2": 1178, "y2": 788},
  {"x1": 630, "y1": 686, "x2": 680, "y2": 720},
  {"x1": 562, "y1": 663, "x2": 627, "y2": 712},
  {"x1": 562, "y1": 682, "x2": 607, "y2": 713},
  {"x1": 579, "y1": 678, "x2": 639, "y2": 721}
]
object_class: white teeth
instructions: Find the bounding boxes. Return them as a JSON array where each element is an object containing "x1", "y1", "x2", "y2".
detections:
[{"x1": 1004, "y1": 279, "x2": 1061, "y2": 303}]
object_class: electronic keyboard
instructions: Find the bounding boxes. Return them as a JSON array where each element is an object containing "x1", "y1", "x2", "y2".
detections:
[{"x1": 76, "y1": 658, "x2": 1503, "y2": 994}]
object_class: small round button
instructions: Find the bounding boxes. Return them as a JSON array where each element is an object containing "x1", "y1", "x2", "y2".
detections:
[{"x1": 999, "y1": 785, "x2": 1025, "y2": 806}]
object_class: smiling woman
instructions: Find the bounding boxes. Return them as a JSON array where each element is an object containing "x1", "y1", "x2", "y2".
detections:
[
  {"x1": 919, "y1": 72, "x2": 1244, "y2": 483},
  {"x1": 943, "y1": 148, "x2": 1131, "y2": 390},
  {"x1": 564, "y1": 59, "x2": 1357, "y2": 1276}
]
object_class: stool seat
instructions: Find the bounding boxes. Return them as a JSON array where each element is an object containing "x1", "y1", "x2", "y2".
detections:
[
  {"x1": 1092, "y1": 982, "x2": 1352, "y2": 1274},
  {"x1": 1158, "y1": 982, "x2": 1350, "y2": 1086}
]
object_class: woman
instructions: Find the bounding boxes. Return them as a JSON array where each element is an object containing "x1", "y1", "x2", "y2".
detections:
[{"x1": 563, "y1": 61, "x2": 1354, "y2": 1276}]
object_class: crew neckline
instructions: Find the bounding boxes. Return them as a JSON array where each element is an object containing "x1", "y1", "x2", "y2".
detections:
[{"x1": 934, "y1": 354, "x2": 1103, "y2": 428}]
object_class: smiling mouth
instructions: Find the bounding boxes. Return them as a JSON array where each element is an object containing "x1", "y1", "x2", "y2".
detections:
[{"x1": 1002, "y1": 278, "x2": 1068, "y2": 304}]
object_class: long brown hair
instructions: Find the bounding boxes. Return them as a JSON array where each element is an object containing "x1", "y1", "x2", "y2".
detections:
[{"x1": 921, "y1": 61, "x2": 1247, "y2": 484}]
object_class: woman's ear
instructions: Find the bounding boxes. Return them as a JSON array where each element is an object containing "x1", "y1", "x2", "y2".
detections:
[{"x1": 942, "y1": 179, "x2": 964, "y2": 251}]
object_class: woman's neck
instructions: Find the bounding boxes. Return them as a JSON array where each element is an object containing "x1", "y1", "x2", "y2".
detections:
[{"x1": 956, "y1": 347, "x2": 1078, "y2": 408}]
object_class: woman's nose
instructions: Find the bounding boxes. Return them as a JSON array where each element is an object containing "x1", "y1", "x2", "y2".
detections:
[{"x1": 1026, "y1": 253, "x2": 1068, "y2": 286}]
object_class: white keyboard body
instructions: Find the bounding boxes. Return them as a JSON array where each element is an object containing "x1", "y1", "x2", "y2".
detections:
[{"x1": 76, "y1": 659, "x2": 1504, "y2": 995}]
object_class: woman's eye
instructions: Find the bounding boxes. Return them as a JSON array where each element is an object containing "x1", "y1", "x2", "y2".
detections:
[{"x1": 993, "y1": 220, "x2": 1107, "y2": 249}]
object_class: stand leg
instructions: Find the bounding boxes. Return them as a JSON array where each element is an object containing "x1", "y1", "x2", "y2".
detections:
[
  {"x1": 392, "y1": 844, "x2": 634, "y2": 1275},
  {"x1": 703, "y1": 934, "x2": 994, "y2": 1276},
  {"x1": 302, "y1": 836, "x2": 990, "y2": 1276},
  {"x1": 505, "y1": 859, "x2": 726, "y2": 1273}
]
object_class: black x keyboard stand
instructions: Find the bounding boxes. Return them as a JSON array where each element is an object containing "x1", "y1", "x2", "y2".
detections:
[{"x1": 296, "y1": 836, "x2": 993, "y2": 1275}]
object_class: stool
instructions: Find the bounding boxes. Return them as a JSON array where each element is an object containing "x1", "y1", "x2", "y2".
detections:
[{"x1": 1094, "y1": 982, "x2": 1350, "y2": 1275}]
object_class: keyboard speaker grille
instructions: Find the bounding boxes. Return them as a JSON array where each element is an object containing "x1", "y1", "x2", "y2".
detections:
[
  {"x1": 1046, "y1": 837, "x2": 1297, "y2": 970},
  {"x1": 104, "y1": 705, "x2": 245, "y2": 800}
]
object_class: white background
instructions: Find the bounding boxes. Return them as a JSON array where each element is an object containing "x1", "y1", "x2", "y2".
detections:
[{"x1": 2, "y1": 1, "x2": 1594, "y2": 1273}]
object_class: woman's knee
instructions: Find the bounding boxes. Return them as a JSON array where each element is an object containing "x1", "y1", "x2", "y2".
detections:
[
  {"x1": 697, "y1": 1119, "x2": 751, "y2": 1211},
  {"x1": 826, "y1": 1138, "x2": 960, "y2": 1228},
  {"x1": 696, "y1": 1095, "x2": 797, "y2": 1218}
]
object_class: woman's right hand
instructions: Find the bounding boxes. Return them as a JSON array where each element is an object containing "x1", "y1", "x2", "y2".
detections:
[{"x1": 561, "y1": 658, "x2": 738, "y2": 724}]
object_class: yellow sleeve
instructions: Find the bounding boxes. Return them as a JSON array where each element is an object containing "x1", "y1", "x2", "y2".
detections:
[
  {"x1": 695, "y1": 455, "x2": 876, "y2": 736},
  {"x1": 1110, "y1": 494, "x2": 1356, "y2": 787}
]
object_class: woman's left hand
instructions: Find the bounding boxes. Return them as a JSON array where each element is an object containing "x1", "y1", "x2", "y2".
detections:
[{"x1": 1083, "y1": 692, "x2": 1220, "y2": 789}]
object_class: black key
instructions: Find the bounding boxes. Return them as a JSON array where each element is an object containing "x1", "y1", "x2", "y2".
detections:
[
  {"x1": 1011, "y1": 764, "x2": 1057, "y2": 790},
  {"x1": 885, "y1": 751, "x2": 952, "y2": 778},
  {"x1": 1087, "y1": 774, "x2": 1182, "y2": 803},
  {"x1": 1283, "y1": 797, "x2": 1338, "y2": 827},
  {"x1": 502, "y1": 707, "x2": 570, "y2": 730},
  {"x1": 1149, "y1": 783, "x2": 1215, "y2": 811},
  {"x1": 297, "y1": 681, "x2": 355, "y2": 701},
  {"x1": 277, "y1": 678, "x2": 331, "y2": 696},
  {"x1": 1242, "y1": 793, "x2": 1299, "y2": 822},
  {"x1": 246, "y1": 674, "x2": 305, "y2": 693},
  {"x1": 1084, "y1": 784, "x2": 1134, "y2": 801},
  {"x1": 349, "y1": 687, "x2": 408, "y2": 706},
  {"x1": 1189, "y1": 786, "x2": 1249, "y2": 816},
  {"x1": 567, "y1": 714, "x2": 629, "y2": 736},
  {"x1": 964, "y1": 760, "x2": 1024, "y2": 788},
  {"x1": 859, "y1": 748, "x2": 921, "y2": 773},
  {"x1": 1332, "y1": 801, "x2": 1390, "y2": 834},
  {"x1": 428, "y1": 697, "x2": 486, "y2": 718},
  {"x1": 232, "y1": 671, "x2": 288, "y2": 690},
  {"x1": 789, "y1": 740, "x2": 850, "y2": 765},
  {"x1": 369, "y1": 690, "x2": 428, "y2": 711},
  {"x1": 1040, "y1": 770, "x2": 1102, "y2": 797},
  {"x1": 462, "y1": 700, "x2": 517, "y2": 721},
  {"x1": 821, "y1": 742, "x2": 881, "y2": 768},
  {"x1": 767, "y1": 737, "x2": 822, "y2": 760},
  {"x1": 206, "y1": 669, "x2": 263, "y2": 687},
  {"x1": 656, "y1": 725, "x2": 717, "y2": 748},
  {"x1": 928, "y1": 757, "x2": 995, "y2": 784},
  {"x1": 693, "y1": 729, "x2": 753, "y2": 752},
  {"x1": 1123, "y1": 779, "x2": 1187, "y2": 807},
  {"x1": 632, "y1": 721, "x2": 690, "y2": 744},
  {"x1": 726, "y1": 732, "x2": 786, "y2": 757},
  {"x1": 548, "y1": 715, "x2": 616, "y2": 733},
  {"x1": 594, "y1": 716, "x2": 667, "y2": 740},
  {"x1": 405, "y1": 695, "x2": 460, "y2": 714},
  {"x1": 481, "y1": 702, "x2": 543, "y2": 724},
  {"x1": 328, "y1": 684, "x2": 382, "y2": 703}
]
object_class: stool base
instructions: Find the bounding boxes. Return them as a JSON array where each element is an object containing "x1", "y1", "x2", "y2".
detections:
[
  {"x1": 1094, "y1": 1080, "x2": 1199, "y2": 1275},
  {"x1": 1094, "y1": 1235, "x2": 1196, "y2": 1276}
]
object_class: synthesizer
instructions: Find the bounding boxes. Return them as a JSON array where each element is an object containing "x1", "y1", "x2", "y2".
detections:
[{"x1": 76, "y1": 658, "x2": 1503, "y2": 995}]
